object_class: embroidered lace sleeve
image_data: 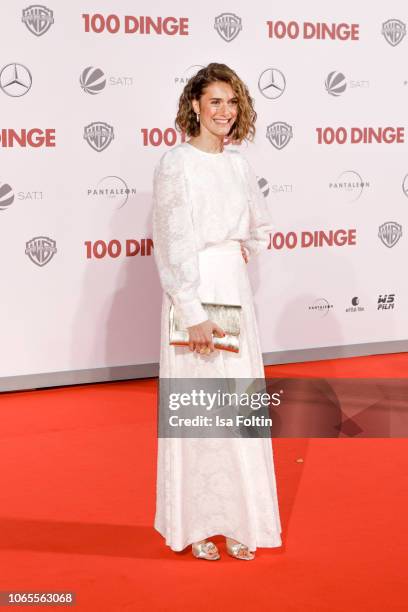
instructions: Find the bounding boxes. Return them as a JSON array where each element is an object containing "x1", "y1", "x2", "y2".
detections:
[
  {"x1": 240, "y1": 156, "x2": 273, "y2": 259},
  {"x1": 152, "y1": 149, "x2": 208, "y2": 328}
]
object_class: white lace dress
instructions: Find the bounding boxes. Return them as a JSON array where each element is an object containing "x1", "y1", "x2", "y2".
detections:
[{"x1": 152, "y1": 141, "x2": 282, "y2": 552}]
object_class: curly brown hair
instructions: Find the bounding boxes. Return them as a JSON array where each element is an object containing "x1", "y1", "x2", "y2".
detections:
[{"x1": 175, "y1": 63, "x2": 257, "y2": 144}]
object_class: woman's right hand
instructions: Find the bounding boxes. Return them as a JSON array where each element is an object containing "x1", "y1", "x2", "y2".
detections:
[{"x1": 187, "y1": 320, "x2": 225, "y2": 354}]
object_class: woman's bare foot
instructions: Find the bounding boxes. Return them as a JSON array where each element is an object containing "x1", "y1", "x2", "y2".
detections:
[{"x1": 225, "y1": 537, "x2": 255, "y2": 560}]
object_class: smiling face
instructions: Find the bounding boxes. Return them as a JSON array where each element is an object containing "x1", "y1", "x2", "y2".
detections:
[{"x1": 192, "y1": 80, "x2": 239, "y2": 139}]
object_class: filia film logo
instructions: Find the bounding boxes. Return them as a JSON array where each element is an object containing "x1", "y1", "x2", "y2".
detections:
[
  {"x1": 214, "y1": 13, "x2": 242, "y2": 42},
  {"x1": 381, "y1": 19, "x2": 406, "y2": 46},
  {"x1": 25, "y1": 236, "x2": 57, "y2": 266},
  {"x1": 378, "y1": 222, "x2": 402, "y2": 247},
  {"x1": 266, "y1": 122, "x2": 293, "y2": 150},
  {"x1": 346, "y1": 297, "x2": 365, "y2": 313},
  {"x1": 84, "y1": 122, "x2": 114, "y2": 152},
  {"x1": 22, "y1": 5, "x2": 54, "y2": 36}
]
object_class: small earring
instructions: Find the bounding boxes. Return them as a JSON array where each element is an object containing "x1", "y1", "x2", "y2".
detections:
[{"x1": 196, "y1": 112, "x2": 200, "y2": 123}]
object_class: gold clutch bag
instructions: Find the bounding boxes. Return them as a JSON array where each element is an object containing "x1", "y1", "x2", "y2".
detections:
[{"x1": 169, "y1": 302, "x2": 242, "y2": 353}]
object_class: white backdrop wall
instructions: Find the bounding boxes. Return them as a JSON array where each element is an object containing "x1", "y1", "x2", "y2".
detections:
[{"x1": 1, "y1": 1, "x2": 407, "y2": 389}]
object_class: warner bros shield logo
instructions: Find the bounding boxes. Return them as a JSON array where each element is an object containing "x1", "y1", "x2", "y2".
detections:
[
  {"x1": 266, "y1": 122, "x2": 293, "y2": 150},
  {"x1": 25, "y1": 236, "x2": 57, "y2": 266},
  {"x1": 382, "y1": 19, "x2": 406, "y2": 46},
  {"x1": 84, "y1": 122, "x2": 114, "y2": 152},
  {"x1": 378, "y1": 222, "x2": 402, "y2": 248},
  {"x1": 22, "y1": 5, "x2": 54, "y2": 37},
  {"x1": 214, "y1": 13, "x2": 242, "y2": 42}
]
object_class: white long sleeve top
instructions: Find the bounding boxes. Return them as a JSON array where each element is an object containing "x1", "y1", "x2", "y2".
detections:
[{"x1": 152, "y1": 141, "x2": 273, "y2": 328}]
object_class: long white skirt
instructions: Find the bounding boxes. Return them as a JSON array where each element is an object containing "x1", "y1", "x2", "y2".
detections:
[{"x1": 154, "y1": 239, "x2": 282, "y2": 552}]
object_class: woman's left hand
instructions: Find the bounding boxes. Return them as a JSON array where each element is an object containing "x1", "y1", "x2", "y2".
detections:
[{"x1": 240, "y1": 244, "x2": 249, "y2": 264}]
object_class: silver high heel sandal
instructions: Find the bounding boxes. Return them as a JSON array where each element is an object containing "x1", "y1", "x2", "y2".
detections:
[
  {"x1": 192, "y1": 540, "x2": 220, "y2": 561},
  {"x1": 226, "y1": 539, "x2": 255, "y2": 560}
]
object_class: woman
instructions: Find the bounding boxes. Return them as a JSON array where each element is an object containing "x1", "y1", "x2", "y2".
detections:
[{"x1": 152, "y1": 63, "x2": 282, "y2": 560}]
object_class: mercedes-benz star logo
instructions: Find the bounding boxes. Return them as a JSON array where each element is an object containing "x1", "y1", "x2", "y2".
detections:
[
  {"x1": 258, "y1": 69, "x2": 286, "y2": 99},
  {"x1": 402, "y1": 173, "x2": 408, "y2": 198},
  {"x1": 0, "y1": 63, "x2": 32, "y2": 97}
]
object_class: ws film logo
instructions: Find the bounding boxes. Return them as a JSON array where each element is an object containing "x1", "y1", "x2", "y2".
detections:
[
  {"x1": 214, "y1": 13, "x2": 242, "y2": 42},
  {"x1": 377, "y1": 294, "x2": 395, "y2": 310},
  {"x1": 25, "y1": 236, "x2": 57, "y2": 266},
  {"x1": 378, "y1": 222, "x2": 402, "y2": 247},
  {"x1": 79, "y1": 66, "x2": 133, "y2": 94},
  {"x1": 22, "y1": 5, "x2": 54, "y2": 36},
  {"x1": 84, "y1": 122, "x2": 114, "y2": 151}
]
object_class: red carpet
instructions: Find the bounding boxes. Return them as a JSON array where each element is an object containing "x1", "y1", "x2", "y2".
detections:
[{"x1": 0, "y1": 353, "x2": 407, "y2": 611}]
